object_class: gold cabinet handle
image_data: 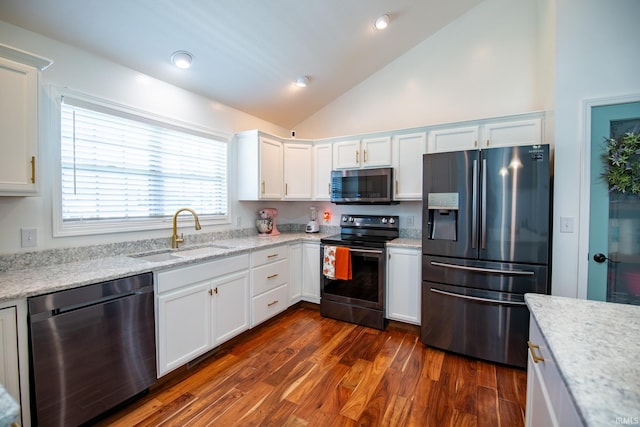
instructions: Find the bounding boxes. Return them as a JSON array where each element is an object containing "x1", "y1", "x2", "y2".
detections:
[
  {"x1": 267, "y1": 300, "x2": 279, "y2": 307},
  {"x1": 261, "y1": 180, "x2": 265, "y2": 194},
  {"x1": 31, "y1": 156, "x2": 36, "y2": 184},
  {"x1": 214, "y1": 287, "x2": 218, "y2": 294},
  {"x1": 208, "y1": 289, "x2": 213, "y2": 296},
  {"x1": 364, "y1": 150, "x2": 367, "y2": 163},
  {"x1": 395, "y1": 180, "x2": 399, "y2": 194},
  {"x1": 267, "y1": 274, "x2": 279, "y2": 279},
  {"x1": 486, "y1": 139, "x2": 490, "y2": 146},
  {"x1": 474, "y1": 140, "x2": 478, "y2": 148},
  {"x1": 328, "y1": 183, "x2": 331, "y2": 193},
  {"x1": 356, "y1": 150, "x2": 359, "y2": 163},
  {"x1": 267, "y1": 253, "x2": 279, "y2": 258},
  {"x1": 285, "y1": 183, "x2": 288, "y2": 195},
  {"x1": 527, "y1": 341, "x2": 544, "y2": 363}
]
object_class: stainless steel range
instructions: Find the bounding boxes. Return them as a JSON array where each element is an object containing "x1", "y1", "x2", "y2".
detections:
[{"x1": 320, "y1": 214, "x2": 399, "y2": 330}]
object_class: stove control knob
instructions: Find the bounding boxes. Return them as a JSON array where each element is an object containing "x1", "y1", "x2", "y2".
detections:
[
  {"x1": 381, "y1": 217, "x2": 388, "y2": 224},
  {"x1": 389, "y1": 218, "x2": 396, "y2": 224},
  {"x1": 342, "y1": 216, "x2": 348, "y2": 222},
  {"x1": 348, "y1": 217, "x2": 355, "y2": 222}
]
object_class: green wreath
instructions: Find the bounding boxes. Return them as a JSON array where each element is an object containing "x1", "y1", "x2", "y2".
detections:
[{"x1": 602, "y1": 132, "x2": 640, "y2": 195}]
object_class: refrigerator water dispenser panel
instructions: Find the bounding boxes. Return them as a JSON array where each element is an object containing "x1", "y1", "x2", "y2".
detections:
[{"x1": 427, "y1": 192, "x2": 459, "y2": 241}]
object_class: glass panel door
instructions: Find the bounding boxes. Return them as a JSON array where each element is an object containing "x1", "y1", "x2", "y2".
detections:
[{"x1": 588, "y1": 102, "x2": 640, "y2": 303}]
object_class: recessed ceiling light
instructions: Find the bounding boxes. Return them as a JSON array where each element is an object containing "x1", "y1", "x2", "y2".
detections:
[
  {"x1": 171, "y1": 51, "x2": 194, "y2": 69},
  {"x1": 374, "y1": 14, "x2": 390, "y2": 30},
  {"x1": 295, "y1": 76, "x2": 310, "y2": 87}
]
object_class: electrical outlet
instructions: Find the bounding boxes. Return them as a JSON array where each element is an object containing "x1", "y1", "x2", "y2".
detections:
[
  {"x1": 21, "y1": 227, "x2": 38, "y2": 248},
  {"x1": 407, "y1": 215, "x2": 415, "y2": 227}
]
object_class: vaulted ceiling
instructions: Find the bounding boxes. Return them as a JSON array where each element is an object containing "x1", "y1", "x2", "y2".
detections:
[{"x1": 0, "y1": 0, "x2": 483, "y2": 128}]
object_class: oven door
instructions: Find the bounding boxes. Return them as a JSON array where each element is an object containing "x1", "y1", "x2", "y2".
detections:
[{"x1": 320, "y1": 245, "x2": 385, "y2": 310}]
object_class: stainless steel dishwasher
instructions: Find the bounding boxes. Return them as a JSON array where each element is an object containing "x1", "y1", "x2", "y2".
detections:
[{"x1": 28, "y1": 272, "x2": 156, "y2": 426}]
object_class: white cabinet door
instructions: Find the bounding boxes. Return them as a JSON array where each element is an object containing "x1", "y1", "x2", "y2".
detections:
[
  {"x1": 212, "y1": 270, "x2": 249, "y2": 345},
  {"x1": 0, "y1": 307, "x2": 20, "y2": 406},
  {"x1": 392, "y1": 132, "x2": 427, "y2": 200},
  {"x1": 481, "y1": 118, "x2": 542, "y2": 148},
  {"x1": 333, "y1": 139, "x2": 361, "y2": 169},
  {"x1": 283, "y1": 143, "x2": 312, "y2": 199},
  {"x1": 361, "y1": 136, "x2": 392, "y2": 168},
  {"x1": 157, "y1": 281, "x2": 211, "y2": 376},
  {"x1": 288, "y1": 243, "x2": 302, "y2": 305},
  {"x1": 313, "y1": 143, "x2": 332, "y2": 200},
  {"x1": 333, "y1": 137, "x2": 392, "y2": 169},
  {"x1": 260, "y1": 136, "x2": 284, "y2": 199},
  {"x1": 0, "y1": 58, "x2": 39, "y2": 195},
  {"x1": 302, "y1": 242, "x2": 321, "y2": 303},
  {"x1": 386, "y1": 247, "x2": 421, "y2": 325},
  {"x1": 428, "y1": 126, "x2": 479, "y2": 153}
]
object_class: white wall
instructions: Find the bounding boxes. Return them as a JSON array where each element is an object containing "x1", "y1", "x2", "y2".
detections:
[
  {"x1": 0, "y1": 21, "x2": 288, "y2": 254},
  {"x1": 553, "y1": 0, "x2": 640, "y2": 298},
  {"x1": 295, "y1": 0, "x2": 547, "y2": 139}
]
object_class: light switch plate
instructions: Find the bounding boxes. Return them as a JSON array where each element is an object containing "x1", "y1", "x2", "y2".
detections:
[
  {"x1": 559, "y1": 217, "x2": 574, "y2": 233},
  {"x1": 21, "y1": 227, "x2": 38, "y2": 248}
]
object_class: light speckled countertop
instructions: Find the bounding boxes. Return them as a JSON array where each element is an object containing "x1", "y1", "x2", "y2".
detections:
[
  {"x1": 0, "y1": 233, "x2": 419, "y2": 303},
  {"x1": 0, "y1": 233, "x2": 330, "y2": 303},
  {"x1": 525, "y1": 293, "x2": 640, "y2": 427},
  {"x1": 385, "y1": 238, "x2": 421, "y2": 249}
]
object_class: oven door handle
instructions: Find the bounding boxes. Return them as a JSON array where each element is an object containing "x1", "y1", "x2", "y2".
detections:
[
  {"x1": 430, "y1": 288, "x2": 527, "y2": 306},
  {"x1": 344, "y1": 248, "x2": 384, "y2": 255},
  {"x1": 430, "y1": 261, "x2": 535, "y2": 276}
]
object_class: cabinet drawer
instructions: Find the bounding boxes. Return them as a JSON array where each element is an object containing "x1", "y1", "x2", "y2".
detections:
[
  {"x1": 252, "y1": 245, "x2": 288, "y2": 267},
  {"x1": 252, "y1": 259, "x2": 289, "y2": 296},
  {"x1": 252, "y1": 284, "x2": 288, "y2": 326}
]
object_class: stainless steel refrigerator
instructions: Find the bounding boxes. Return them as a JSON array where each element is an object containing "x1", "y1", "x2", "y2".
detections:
[{"x1": 421, "y1": 144, "x2": 552, "y2": 368}]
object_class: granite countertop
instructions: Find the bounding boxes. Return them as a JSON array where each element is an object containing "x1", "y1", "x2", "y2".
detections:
[
  {"x1": 386, "y1": 238, "x2": 421, "y2": 249},
  {"x1": 525, "y1": 293, "x2": 640, "y2": 427},
  {"x1": 0, "y1": 232, "x2": 329, "y2": 303}
]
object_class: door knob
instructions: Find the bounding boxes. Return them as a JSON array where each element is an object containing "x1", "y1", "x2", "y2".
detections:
[{"x1": 593, "y1": 253, "x2": 619, "y2": 263}]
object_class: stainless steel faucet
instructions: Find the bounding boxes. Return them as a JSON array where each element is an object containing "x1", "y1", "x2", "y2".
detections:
[{"x1": 172, "y1": 208, "x2": 201, "y2": 248}]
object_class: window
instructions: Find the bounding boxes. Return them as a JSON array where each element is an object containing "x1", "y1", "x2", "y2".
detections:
[{"x1": 57, "y1": 94, "x2": 228, "y2": 235}]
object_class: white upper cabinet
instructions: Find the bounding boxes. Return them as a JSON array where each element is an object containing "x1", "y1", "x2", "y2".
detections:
[
  {"x1": 392, "y1": 132, "x2": 427, "y2": 200},
  {"x1": 312, "y1": 143, "x2": 332, "y2": 200},
  {"x1": 333, "y1": 136, "x2": 391, "y2": 169},
  {"x1": 0, "y1": 46, "x2": 52, "y2": 196},
  {"x1": 481, "y1": 118, "x2": 542, "y2": 148},
  {"x1": 283, "y1": 142, "x2": 312, "y2": 199},
  {"x1": 428, "y1": 126, "x2": 479, "y2": 153},
  {"x1": 237, "y1": 131, "x2": 283, "y2": 200}
]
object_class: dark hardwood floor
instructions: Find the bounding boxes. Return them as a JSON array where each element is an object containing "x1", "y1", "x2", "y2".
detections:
[{"x1": 97, "y1": 305, "x2": 527, "y2": 426}]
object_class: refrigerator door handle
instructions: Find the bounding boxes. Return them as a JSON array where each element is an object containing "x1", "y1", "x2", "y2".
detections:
[
  {"x1": 430, "y1": 261, "x2": 535, "y2": 276},
  {"x1": 472, "y1": 159, "x2": 478, "y2": 249},
  {"x1": 481, "y1": 158, "x2": 487, "y2": 249},
  {"x1": 430, "y1": 288, "x2": 527, "y2": 306}
]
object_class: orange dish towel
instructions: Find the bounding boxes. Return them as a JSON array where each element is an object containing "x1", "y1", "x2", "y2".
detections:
[{"x1": 334, "y1": 246, "x2": 352, "y2": 280}]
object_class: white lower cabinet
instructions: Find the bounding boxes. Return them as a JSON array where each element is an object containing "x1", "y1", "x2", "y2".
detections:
[
  {"x1": 386, "y1": 247, "x2": 421, "y2": 325},
  {"x1": 156, "y1": 254, "x2": 249, "y2": 376},
  {"x1": 0, "y1": 300, "x2": 30, "y2": 426},
  {"x1": 301, "y1": 242, "x2": 321, "y2": 303},
  {"x1": 251, "y1": 245, "x2": 289, "y2": 326},
  {"x1": 288, "y1": 243, "x2": 302, "y2": 305},
  {"x1": 525, "y1": 316, "x2": 582, "y2": 427}
]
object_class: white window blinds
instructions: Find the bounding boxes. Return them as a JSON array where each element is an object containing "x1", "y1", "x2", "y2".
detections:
[{"x1": 60, "y1": 97, "x2": 228, "y2": 224}]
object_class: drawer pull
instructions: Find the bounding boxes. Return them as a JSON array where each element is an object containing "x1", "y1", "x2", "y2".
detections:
[
  {"x1": 527, "y1": 341, "x2": 544, "y2": 363},
  {"x1": 267, "y1": 253, "x2": 279, "y2": 258},
  {"x1": 267, "y1": 300, "x2": 279, "y2": 307},
  {"x1": 267, "y1": 274, "x2": 279, "y2": 279}
]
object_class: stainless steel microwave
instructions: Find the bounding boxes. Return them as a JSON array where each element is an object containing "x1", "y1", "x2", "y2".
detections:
[{"x1": 330, "y1": 167, "x2": 397, "y2": 204}]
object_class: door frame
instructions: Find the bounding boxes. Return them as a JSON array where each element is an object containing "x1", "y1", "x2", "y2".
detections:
[{"x1": 577, "y1": 93, "x2": 640, "y2": 299}]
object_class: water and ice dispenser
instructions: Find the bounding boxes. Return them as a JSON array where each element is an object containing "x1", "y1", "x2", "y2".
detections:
[{"x1": 426, "y1": 192, "x2": 459, "y2": 241}]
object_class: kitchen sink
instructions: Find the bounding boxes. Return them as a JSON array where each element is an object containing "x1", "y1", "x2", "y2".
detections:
[
  {"x1": 174, "y1": 245, "x2": 233, "y2": 257},
  {"x1": 130, "y1": 251, "x2": 182, "y2": 262}
]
